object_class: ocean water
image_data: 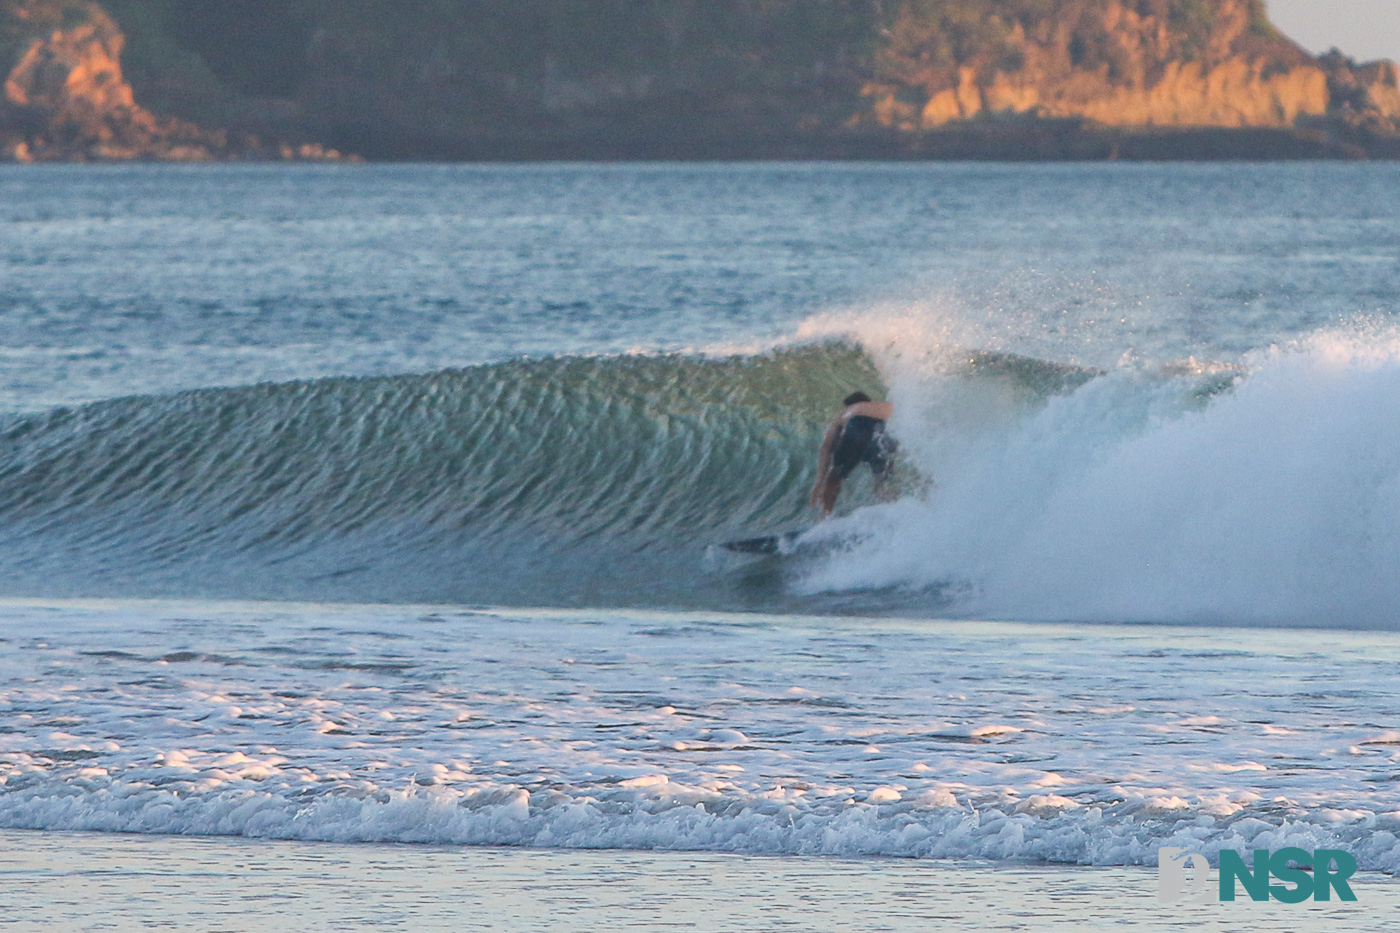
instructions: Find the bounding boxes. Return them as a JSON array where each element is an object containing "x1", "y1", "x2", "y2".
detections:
[{"x1": 2, "y1": 163, "x2": 1400, "y2": 918}]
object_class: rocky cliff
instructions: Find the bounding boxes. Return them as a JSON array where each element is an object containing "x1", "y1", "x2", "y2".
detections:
[
  {"x1": 869, "y1": 0, "x2": 1321, "y2": 129},
  {"x1": 864, "y1": 0, "x2": 1399, "y2": 135},
  {"x1": 5, "y1": 0, "x2": 1400, "y2": 161},
  {"x1": 0, "y1": 0, "x2": 344, "y2": 160}
]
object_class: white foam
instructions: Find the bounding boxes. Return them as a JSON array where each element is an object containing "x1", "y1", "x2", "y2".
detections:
[
  {"x1": 807, "y1": 325, "x2": 1400, "y2": 627},
  {"x1": 2, "y1": 600, "x2": 1400, "y2": 869}
]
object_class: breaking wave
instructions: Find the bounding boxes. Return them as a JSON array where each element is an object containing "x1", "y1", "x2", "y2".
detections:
[
  {"x1": 11, "y1": 320, "x2": 1400, "y2": 627},
  {"x1": 0, "y1": 339, "x2": 1078, "y2": 610},
  {"x1": 806, "y1": 325, "x2": 1400, "y2": 628}
]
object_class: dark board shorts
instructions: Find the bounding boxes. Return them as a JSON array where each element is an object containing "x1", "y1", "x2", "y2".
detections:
[{"x1": 832, "y1": 415, "x2": 895, "y2": 480}]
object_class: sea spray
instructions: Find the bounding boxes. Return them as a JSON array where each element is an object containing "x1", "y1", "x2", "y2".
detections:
[{"x1": 804, "y1": 326, "x2": 1400, "y2": 627}]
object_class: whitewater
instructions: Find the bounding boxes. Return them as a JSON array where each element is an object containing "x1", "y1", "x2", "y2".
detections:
[
  {"x1": 3, "y1": 162, "x2": 1400, "y2": 888},
  {"x1": 7, "y1": 599, "x2": 1400, "y2": 868}
]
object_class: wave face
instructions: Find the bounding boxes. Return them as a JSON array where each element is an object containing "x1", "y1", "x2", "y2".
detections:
[
  {"x1": 0, "y1": 338, "x2": 1096, "y2": 612},
  {"x1": 11, "y1": 324, "x2": 1400, "y2": 626},
  {"x1": 0, "y1": 344, "x2": 883, "y2": 608}
]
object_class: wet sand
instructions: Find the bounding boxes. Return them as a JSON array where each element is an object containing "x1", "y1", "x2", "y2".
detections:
[{"x1": 2, "y1": 830, "x2": 1397, "y2": 932}]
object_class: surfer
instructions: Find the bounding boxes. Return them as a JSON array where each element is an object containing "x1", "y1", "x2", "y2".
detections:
[{"x1": 808, "y1": 392, "x2": 896, "y2": 518}]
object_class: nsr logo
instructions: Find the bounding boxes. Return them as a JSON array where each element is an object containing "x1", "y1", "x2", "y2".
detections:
[{"x1": 1158, "y1": 847, "x2": 1358, "y2": 904}]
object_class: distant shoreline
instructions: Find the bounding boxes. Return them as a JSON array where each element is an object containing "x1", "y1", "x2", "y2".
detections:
[
  {"x1": 7, "y1": 1, "x2": 1400, "y2": 165},
  {"x1": 275, "y1": 122, "x2": 1400, "y2": 163}
]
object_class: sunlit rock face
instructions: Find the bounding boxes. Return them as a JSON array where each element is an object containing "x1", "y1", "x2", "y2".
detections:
[
  {"x1": 866, "y1": 0, "x2": 1341, "y2": 131},
  {"x1": 911, "y1": 57, "x2": 1330, "y2": 130},
  {"x1": 1321, "y1": 52, "x2": 1400, "y2": 132},
  {"x1": 3, "y1": 2, "x2": 134, "y2": 114},
  {"x1": 1, "y1": 1, "x2": 142, "y2": 158},
  {"x1": 0, "y1": 0, "x2": 344, "y2": 161}
]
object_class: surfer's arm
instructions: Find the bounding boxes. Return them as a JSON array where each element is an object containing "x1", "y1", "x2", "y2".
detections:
[{"x1": 808, "y1": 419, "x2": 842, "y2": 507}]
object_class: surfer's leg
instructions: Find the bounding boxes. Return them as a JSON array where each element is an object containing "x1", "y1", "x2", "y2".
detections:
[{"x1": 824, "y1": 428, "x2": 863, "y2": 517}]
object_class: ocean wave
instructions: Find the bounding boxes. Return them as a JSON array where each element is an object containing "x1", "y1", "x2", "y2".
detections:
[
  {"x1": 0, "y1": 343, "x2": 913, "y2": 608},
  {"x1": 7, "y1": 769, "x2": 1398, "y2": 869},
  {"x1": 12, "y1": 325, "x2": 1332, "y2": 620}
]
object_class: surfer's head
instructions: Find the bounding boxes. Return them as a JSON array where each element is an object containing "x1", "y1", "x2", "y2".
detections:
[{"x1": 843, "y1": 391, "x2": 872, "y2": 406}]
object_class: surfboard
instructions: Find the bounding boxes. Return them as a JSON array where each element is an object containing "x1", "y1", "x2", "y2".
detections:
[{"x1": 720, "y1": 531, "x2": 802, "y2": 554}]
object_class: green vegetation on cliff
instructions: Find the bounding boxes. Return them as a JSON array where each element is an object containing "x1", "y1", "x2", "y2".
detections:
[
  {"x1": 101, "y1": 1, "x2": 1294, "y2": 112},
  {"x1": 877, "y1": 0, "x2": 1279, "y2": 83}
]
